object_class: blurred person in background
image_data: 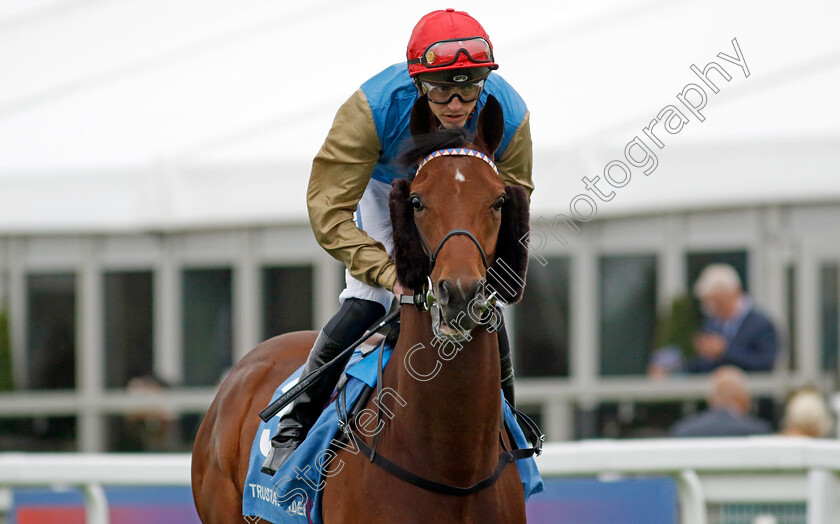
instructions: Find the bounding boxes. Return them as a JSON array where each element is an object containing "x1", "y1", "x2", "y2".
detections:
[
  {"x1": 671, "y1": 366, "x2": 772, "y2": 437},
  {"x1": 648, "y1": 264, "x2": 779, "y2": 378},
  {"x1": 120, "y1": 375, "x2": 180, "y2": 451},
  {"x1": 687, "y1": 263, "x2": 778, "y2": 373},
  {"x1": 780, "y1": 388, "x2": 834, "y2": 438},
  {"x1": 649, "y1": 264, "x2": 779, "y2": 377}
]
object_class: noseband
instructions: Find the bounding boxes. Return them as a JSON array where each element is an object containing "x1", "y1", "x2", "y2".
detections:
[{"x1": 419, "y1": 228, "x2": 489, "y2": 273}]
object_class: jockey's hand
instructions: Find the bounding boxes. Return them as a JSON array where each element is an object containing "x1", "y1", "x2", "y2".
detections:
[{"x1": 393, "y1": 279, "x2": 412, "y2": 298}]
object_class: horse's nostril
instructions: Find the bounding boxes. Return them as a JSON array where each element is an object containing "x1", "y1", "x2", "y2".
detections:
[
  {"x1": 437, "y1": 279, "x2": 484, "y2": 309},
  {"x1": 437, "y1": 280, "x2": 451, "y2": 304}
]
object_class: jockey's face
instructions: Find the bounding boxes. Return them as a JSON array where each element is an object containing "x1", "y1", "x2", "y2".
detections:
[{"x1": 427, "y1": 95, "x2": 478, "y2": 128}]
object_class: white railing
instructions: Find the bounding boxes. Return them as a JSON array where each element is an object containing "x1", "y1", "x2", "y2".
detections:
[
  {"x1": 0, "y1": 453, "x2": 191, "y2": 524},
  {"x1": 2, "y1": 438, "x2": 840, "y2": 524},
  {"x1": 535, "y1": 437, "x2": 840, "y2": 524}
]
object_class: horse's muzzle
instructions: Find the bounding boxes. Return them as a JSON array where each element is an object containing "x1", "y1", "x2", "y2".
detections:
[{"x1": 433, "y1": 278, "x2": 487, "y2": 337}]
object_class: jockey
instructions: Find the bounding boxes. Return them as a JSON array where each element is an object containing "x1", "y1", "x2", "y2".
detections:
[{"x1": 262, "y1": 8, "x2": 534, "y2": 475}]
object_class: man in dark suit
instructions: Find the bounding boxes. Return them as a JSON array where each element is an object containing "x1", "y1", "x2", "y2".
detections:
[
  {"x1": 672, "y1": 366, "x2": 772, "y2": 437},
  {"x1": 687, "y1": 264, "x2": 778, "y2": 373}
]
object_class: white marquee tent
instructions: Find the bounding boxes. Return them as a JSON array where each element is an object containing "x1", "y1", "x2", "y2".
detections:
[{"x1": 0, "y1": 0, "x2": 838, "y2": 233}]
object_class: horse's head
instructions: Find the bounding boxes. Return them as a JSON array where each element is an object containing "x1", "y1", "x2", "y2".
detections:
[{"x1": 390, "y1": 95, "x2": 530, "y2": 341}]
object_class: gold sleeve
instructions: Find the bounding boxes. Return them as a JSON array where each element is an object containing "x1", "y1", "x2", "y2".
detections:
[
  {"x1": 497, "y1": 110, "x2": 534, "y2": 200},
  {"x1": 306, "y1": 89, "x2": 398, "y2": 291}
]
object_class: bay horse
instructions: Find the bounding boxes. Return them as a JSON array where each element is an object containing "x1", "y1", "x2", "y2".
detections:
[{"x1": 191, "y1": 95, "x2": 532, "y2": 523}]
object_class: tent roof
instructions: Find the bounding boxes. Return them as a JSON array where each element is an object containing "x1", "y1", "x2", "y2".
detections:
[{"x1": 1, "y1": 0, "x2": 838, "y2": 232}]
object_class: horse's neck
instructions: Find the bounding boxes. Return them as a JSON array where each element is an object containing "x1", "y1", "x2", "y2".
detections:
[{"x1": 381, "y1": 305, "x2": 502, "y2": 481}]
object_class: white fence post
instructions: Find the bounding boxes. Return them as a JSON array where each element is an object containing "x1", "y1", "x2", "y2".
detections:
[
  {"x1": 807, "y1": 469, "x2": 840, "y2": 524},
  {"x1": 83, "y1": 483, "x2": 109, "y2": 524},
  {"x1": 0, "y1": 487, "x2": 11, "y2": 524},
  {"x1": 677, "y1": 469, "x2": 706, "y2": 524}
]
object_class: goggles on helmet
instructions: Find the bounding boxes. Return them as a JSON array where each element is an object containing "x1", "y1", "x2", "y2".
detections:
[
  {"x1": 419, "y1": 79, "x2": 485, "y2": 104},
  {"x1": 408, "y1": 37, "x2": 494, "y2": 69}
]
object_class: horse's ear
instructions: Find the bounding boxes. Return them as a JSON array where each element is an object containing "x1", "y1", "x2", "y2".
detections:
[
  {"x1": 486, "y1": 185, "x2": 530, "y2": 304},
  {"x1": 475, "y1": 94, "x2": 504, "y2": 155},
  {"x1": 410, "y1": 94, "x2": 439, "y2": 137},
  {"x1": 389, "y1": 179, "x2": 430, "y2": 290}
]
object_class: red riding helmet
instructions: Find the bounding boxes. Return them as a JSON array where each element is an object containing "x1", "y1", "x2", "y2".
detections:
[{"x1": 406, "y1": 9, "x2": 499, "y2": 82}]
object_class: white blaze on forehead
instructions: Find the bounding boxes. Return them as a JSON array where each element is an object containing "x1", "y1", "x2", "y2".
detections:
[{"x1": 454, "y1": 169, "x2": 466, "y2": 182}]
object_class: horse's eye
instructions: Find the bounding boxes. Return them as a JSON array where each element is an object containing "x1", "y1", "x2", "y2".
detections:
[
  {"x1": 410, "y1": 196, "x2": 424, "y2": 211},
  {"x1": 492, "y1": 197, "x2": 506, "y2": 212}
]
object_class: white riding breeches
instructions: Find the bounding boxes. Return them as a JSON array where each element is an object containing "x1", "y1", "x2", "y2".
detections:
[{"x1": 338, "y1": 177, "x2": 396, "y2": 312}]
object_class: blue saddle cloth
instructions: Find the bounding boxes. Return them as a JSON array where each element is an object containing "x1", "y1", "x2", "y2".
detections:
[{"x1": 242, "y1": 344, "x2": 544, "y2": 523}]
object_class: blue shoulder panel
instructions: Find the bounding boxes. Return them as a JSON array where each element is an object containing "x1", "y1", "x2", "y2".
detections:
[
  {"x1": 361, "y1": 64, "x2": 418, "y2": 185},
  {"x1": 480, "y1": 73, "x2": 528, "y2": 159}
]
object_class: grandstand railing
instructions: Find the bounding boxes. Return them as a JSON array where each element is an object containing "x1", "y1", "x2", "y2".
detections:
[
  {"x1": 2, "y1": 438, "x2": 840, "y2": 524},
  {"x1": 0, "y1": 370, "x2": 812, "y2": 447}
]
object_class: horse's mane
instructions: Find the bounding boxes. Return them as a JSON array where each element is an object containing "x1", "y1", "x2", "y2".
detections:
[{"x1": 397, "y1": 127, "x2": 472, "y2": 174}]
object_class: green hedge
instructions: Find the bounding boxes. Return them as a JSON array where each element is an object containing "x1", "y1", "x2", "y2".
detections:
[{"x1": 654, "y1": 295, "x2": 702, "y2": 359}]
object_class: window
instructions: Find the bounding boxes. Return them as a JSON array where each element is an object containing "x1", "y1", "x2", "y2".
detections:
[
  {"x1": 26, "y1": 274, "x2": 76, "y2": 390},
  {"x1": 0, "y1": 416, "x2": 77, "y2": 451},
  {"x1": 820, "y1": 264, "x2": 838, "y2": 372},
  {"x1": 599, "y1": 255, "x2": 658, "y2": 376},
  {"x1": 182, "y1": 269, "x2": 232, "y2": 386},
  {"x1": 104, "y1": 271, "x2": 154, "y2": 388},
  {"x1": 25, "y1": 273, "x2": 77, "y2": 450},
  {"x1": 262, "y1": 266, "x2": 314, "y2": 340},
  {"x1": 514, "y1": 257, "x2": 570, "y2": 377}
]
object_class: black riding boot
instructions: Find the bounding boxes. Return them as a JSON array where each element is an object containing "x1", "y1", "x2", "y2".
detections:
[
  {"x1": 497, "y1": 315, "x2": 516, "y2": 407},
  {"x1": 261, "y1": 298, "x2": 386, "y2": 475}
]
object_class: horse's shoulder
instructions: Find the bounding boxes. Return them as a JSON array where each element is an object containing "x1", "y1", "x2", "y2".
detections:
[{"x1": 254, "y1": 331, "x2": 318, "y2": 351}]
